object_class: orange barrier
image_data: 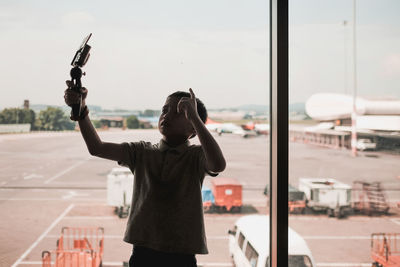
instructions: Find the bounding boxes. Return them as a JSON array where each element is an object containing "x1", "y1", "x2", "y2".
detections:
[
  {"x1": 371, "y1": 233, "x2": 400, "y2": 267},
  {"x1": 42, "y1": 227, "x2": 104, "y2": 267}
]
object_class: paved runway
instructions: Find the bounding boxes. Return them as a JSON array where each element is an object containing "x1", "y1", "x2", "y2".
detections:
[{"x1": 0, "y1": 129, "x2": 399, "y2": 267}]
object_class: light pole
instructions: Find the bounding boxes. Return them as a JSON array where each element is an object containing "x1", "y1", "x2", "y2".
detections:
[
  {"x1": 343, "y1": 20, "x2": 348, "y2": 95},
  {"x1": 351, "y1": 0, "x2": 358, "y2": 157}
]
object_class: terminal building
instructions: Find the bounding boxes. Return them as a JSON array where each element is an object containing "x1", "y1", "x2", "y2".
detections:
[{"x1": 291, "y1": 93, "x2": 400, "y2": 151}]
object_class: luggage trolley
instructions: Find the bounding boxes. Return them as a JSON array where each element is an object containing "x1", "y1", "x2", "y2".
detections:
[
  {"x1": 371, "y1": 233, "x2": 400, "y2": 267},
  {"x1": 42, "y1": 227, "x2": 104, "y2": 267}
]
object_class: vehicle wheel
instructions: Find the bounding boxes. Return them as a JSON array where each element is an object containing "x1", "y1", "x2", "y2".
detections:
[
  {"x1": 118, "y1": 207, "x2": 124, "y2": 218},
  {"x1": 327, "y1": 209, "x2": 334, "y2": 217},
  {"x1": 335, "y1": 208, "x2": 346, "y2": 219}
]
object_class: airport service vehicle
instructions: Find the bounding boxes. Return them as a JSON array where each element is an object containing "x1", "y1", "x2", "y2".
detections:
[
  {"x1": 42, "y1": 227, "x2": 104, "y2": 267},
  {"x1": 299, "y1": 178, "x2": 352, "y2": 218},
  {"x1": 288, "y1": 185, "x2": 307, "y2": 214},
  {"x1": 228, "y1": 215, "x2": 315, "y2": 267},
  {"x1": 211, "y1": 177, "x2": 242, "y2": 212},
  {"x1": 356, "y1": 138, "x2": 377, "y2": 151},
  {"x1": 263, "y1": 184, "x2": 307, "y2": 214},
  {"x1": 371, "y1": 233, "x2": 400, "y2": 267},
  {"x1": 107, "y1": 167, "x2": 134, "y2": 218}
]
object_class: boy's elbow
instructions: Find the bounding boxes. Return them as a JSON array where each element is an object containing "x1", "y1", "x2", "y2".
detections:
[
  {"x1": 88, "y1": 149, "x2": 98, "y2": 156},
  {"x1": 209, "y1": 159, "x2": 226, "y2": 173}
]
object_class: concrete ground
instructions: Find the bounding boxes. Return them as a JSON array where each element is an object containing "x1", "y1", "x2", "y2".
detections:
[{"x1": 0, "y1": 129, "x2": 399, "y2": 267}]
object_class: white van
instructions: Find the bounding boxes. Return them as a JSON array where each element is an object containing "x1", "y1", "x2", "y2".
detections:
[{"x1": 228, "y1": 215, "x2": 315, "y2": 267}]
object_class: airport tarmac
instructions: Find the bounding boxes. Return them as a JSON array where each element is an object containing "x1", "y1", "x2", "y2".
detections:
[{"x1": 0, "y1": 129, "x2": 399, "y2": 267}]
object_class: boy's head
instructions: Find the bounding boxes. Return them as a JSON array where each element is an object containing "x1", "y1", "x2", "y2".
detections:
[{"x1": 158, "y1": 91, "x2": 208, "y2": 141}]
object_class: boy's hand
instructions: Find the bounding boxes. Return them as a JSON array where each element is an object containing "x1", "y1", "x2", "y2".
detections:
[
  {"x1": 177, "y1": 88, "x2": 199, "y2": 123},
  {"x1": 64, "y1": 80, "x2": 88, "y2": 107}
]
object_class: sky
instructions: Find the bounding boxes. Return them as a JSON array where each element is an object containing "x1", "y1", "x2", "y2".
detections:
[{"x1": 0, "y1": 0, "x2": 399, "y2": 110}]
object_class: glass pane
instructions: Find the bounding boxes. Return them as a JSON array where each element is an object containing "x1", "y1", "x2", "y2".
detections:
[
  {"x1": 289, "y1": 1, "x2": 400, "y2": 267},
  {"x1": 0, "y1": 1, "x2": 269, "y2": 266}
]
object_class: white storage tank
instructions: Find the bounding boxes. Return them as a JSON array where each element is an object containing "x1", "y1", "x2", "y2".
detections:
[{"x1": 107, "y1": 167, "x2": 134, "y2": 217}]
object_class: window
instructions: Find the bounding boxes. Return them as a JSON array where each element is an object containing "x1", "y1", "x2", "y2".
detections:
[
  {"x1": 245, "y1": 241, "x2": 259, "y2": 267},
  {"x1": 288, "y1": 255, "x2": 312, "y2": 267},
  {"x1": 288, "y1": 1, "x2": 400, "y2": 267},
  {"x1": 238, "y1": 232, "x2": 246, "y2": 250}
]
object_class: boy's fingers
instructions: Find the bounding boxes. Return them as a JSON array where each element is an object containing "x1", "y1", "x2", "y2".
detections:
[
  {"x1": 66, "y1": 80, "x2": 73, "y2": 88},
  {"x1": 189, "y1": 88, "x2": 195, "y2": 99}
]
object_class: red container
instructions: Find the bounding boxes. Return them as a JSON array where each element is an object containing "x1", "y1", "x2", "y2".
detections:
[{"x1": 211, "y1": 177, "x2": 242, "y2": 212}]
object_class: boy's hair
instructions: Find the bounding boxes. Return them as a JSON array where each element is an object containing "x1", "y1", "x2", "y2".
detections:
[{"x1": 168, "y1": 91, "x2": 208, "y2": 123}]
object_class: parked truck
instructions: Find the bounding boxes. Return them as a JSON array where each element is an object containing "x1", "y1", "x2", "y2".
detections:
[{"x1": 299, "y1": 178, "x2": 352, "y2": 218}]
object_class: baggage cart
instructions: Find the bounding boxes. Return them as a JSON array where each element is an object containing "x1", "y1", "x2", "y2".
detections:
[
  {"x1": 263, "y1": 184, "x2": 307, "y2": 214},
  {"x1": 201, "y1": 185, "x2": 215, "y2": 212},
  {"x1": 42, "y1": 227, "x2": 104, "y2": 267},
  {"x1": 352, "y1": 181, "x2": 389, "y2": 216},
  {"x1": 371, "y1": 233, "x2": 400, "y2": 267},
  {"x1": 288, "y1": 185, "x2": 306, "y2": 214},
  {"x1": 107, "y1": 167, "x2": 134, "y2": 218},
  {"x1": 211, "y1": 177, "x2": 242, "y2": 212},
  {"x1": 299, "y1": 178, "x2": 352, "y2": 218}
]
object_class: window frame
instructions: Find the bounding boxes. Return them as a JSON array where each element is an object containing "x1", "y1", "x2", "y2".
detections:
[{"x1": 269, "y1": 0, "x2": 289, "y2": 267}]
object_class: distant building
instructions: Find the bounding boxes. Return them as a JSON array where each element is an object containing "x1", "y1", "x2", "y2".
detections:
[
  {"x1": 297, "y1": 93, "x2": 400, "y2": 151},
  {"x1": 23, "y1": 100, "x2": 29, "y2": 109}
]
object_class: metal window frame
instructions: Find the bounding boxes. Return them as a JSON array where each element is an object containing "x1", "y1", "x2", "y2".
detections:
[{"x1": 269, "y1": 0, "x2": 288, "y2": 267}]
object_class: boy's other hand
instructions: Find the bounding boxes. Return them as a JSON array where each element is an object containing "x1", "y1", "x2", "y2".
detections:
[
  {"x1": 177, "y1": 88, "x2": 199, "y2": 122},
  {"x1": 64, "y1": 80, "x2": 88, "y2": 107}
]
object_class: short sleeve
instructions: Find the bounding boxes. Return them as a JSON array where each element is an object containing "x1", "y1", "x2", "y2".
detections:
[
  {"x1": 117, "y1": 142, "x2": 137, "y2": 171},
  {"x1": 193, "y1": 145, "x2": 219, "y2": 178}
]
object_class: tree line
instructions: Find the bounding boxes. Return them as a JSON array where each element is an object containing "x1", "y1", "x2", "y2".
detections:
[
  {"x1": 0, "y1": 107, "x2": 154, "y2": 131},
  {"x1": 0, "y1": 107, "x2": 74, "y2": 131}
]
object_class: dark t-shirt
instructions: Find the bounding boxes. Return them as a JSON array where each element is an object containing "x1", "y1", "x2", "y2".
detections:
[{"x1": 118, "y1": 139, "x2": 216, "y2": 254}]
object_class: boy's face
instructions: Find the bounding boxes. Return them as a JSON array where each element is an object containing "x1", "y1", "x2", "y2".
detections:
[{"x1": 158, "y1": 96, "x2": 194, "y2": 139}]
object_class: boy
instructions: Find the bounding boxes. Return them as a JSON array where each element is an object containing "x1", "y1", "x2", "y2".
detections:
[{"x1": 64, "y1": 82, "x2": 226, "y2": 267}]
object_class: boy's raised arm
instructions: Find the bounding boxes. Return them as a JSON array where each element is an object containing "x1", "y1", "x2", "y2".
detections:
[
  {"x1": 177, "y1": 89, "x2": 226, "y2": 173},
  {"x1": 64, "y1": 81, "x2": 128, "y2": 163}
]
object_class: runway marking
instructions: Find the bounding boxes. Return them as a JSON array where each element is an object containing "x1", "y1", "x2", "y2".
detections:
[
  {"x1": 316, "y1": 263, "x2": 370, "y2": 267},
  {"x1": 44, "y1": 158, "x2": 91, "y2": 184},
  {"x1": 390, "y1": 218, "x2": 400, "y2": 226},
  {"x1": 19, "y1": 261, "x2": 123, "y2": 266},
  {"x1": 11, "y1": 204, "x2": 74, "y2": 267},
  {"x1": 303, "y1": 235, "x2": 370, "y2": 240},
  {"x1": 289, "y1": 216, "x2": 373, "y2": 222},
  {"x1": 44, "y1": 234, "x2": 228, "y2": 240},
  {"x1": 23, "y1": 173, "x2": 43, "y2": 180},
  {"x1": 63, "y1": 216, "x2": 116, "y2": 220},
  {"x1": 61, "y1": 190, "x2": 89, "y2": 199},
  {"x1": 46, "y1": 234, "x2": 124, "y2": 239},
  {"x1": 0, "y1": 198, "x2": 105, "y2": 201}
]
